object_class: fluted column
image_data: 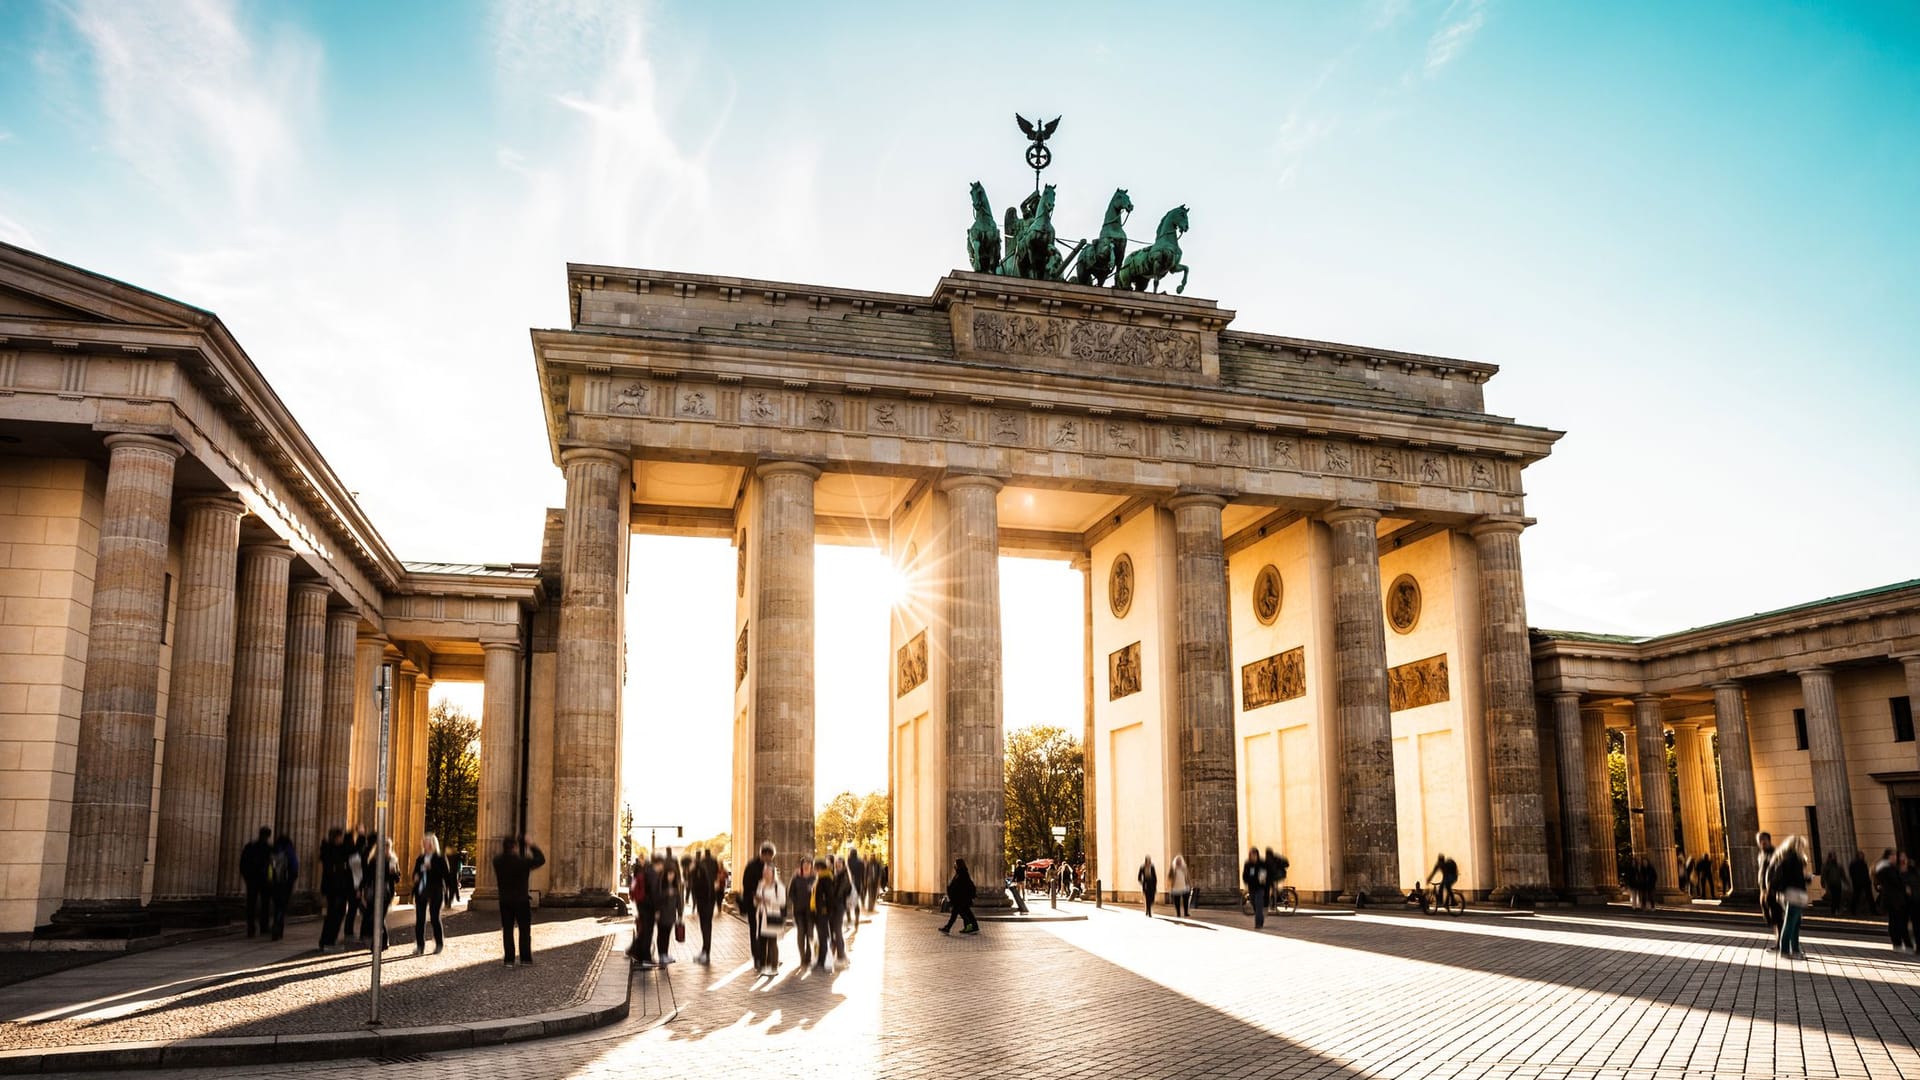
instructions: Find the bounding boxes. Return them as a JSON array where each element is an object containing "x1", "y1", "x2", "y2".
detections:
[
  {"x1": 747, "y1": 461, "x2": 820, "y2": 865},
  {"x1": 150, "y1": 495, "x2": 243, "y2": 914},
  {"x1": 1632, "y1": 694, "x2": 1683, "y2": 900},
  {"x1": 1471, "y1": 520, "x2": 1553, "y2": 900},
  {"x1": 217, "y1": 543, "x2": 294, "y2": 900},
  {"x1": 1698, "y1": 724, "x2": 1726, "y2": 862},
  {"x1": 1550, "y1": 693, "x2": 1595, "y2": 897},
  {"x1": 1621, "y1": 720, "x2": 1646, "y2": 856},
  {"x1": 1580, "y1": 707, "x2": 1617, "y2": 890},
  {"x1": 1798, "y1": 666, "x2": 1856, "y2": 865},
  {"x1": 390, "y1": 668, "x2": 417, "y2": 869},
  {"x1": 473, "y1": 641, "x2": 522, "y2": 904},
  {"x1": 274, "y1": 581, "x2": 330, "y2": 904},
  {"x1": 409, "y1": 674, "x2": 431, "y2": 876},
  {"x1": 316, "y1": 610, "x2": 358, "y2": 839},
  {"x1": 551, "y1": 447, "x2": 629, "y2": 898},
  {"x1": 941, "y1": 473, "x2": 1005, "y2": 904},
  {"x1": 1325, "y1": 507, "x2": 1399, "y2": 903},
  {"x1": 1168, "y1": 493, "x2": 1236, "y2": 901},
  {"x1": 1898, "y1": 656, "x2": 1920, "y2": 738},
  {"x1": 53, "y1": 434, "x2": 185, "y2": 928},
  {"x1": 1671, "y1": 720, "x2": 1711, "y2": 884},
  {"x1": 1072, "y1": 553, "x2": 1097, "y2": 889},
  {"x1": 349, "y1": 635, "x2": 387, "y2": 831}
]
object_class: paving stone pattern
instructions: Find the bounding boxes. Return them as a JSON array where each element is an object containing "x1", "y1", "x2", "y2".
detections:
[{"x1": 38, "y1": 904, "x2": 1920, "y2": 1080}]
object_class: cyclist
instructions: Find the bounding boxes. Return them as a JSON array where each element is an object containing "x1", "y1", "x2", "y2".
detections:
[
  {"x1": 1428, "y1": 853, "x2": 1460, "y2": 911},
  {"x1": 1265, "y1": 848, "x2": 1290, "y2": 912}
]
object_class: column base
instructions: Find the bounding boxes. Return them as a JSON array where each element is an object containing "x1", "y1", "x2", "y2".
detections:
[
  {"x1": 41, "y1": 900, "x2": 160, "y2": 939},
  {"x1": 1560, "y1": 889, "x2": 1613, "y2": 906},
  {"x1": 1489, "y1": 884, "x2": 1559, "y2": 908},
  {"x1": 1718, "y1": 889, "x2": 1759, "y2": 907},
  {"x1": 1655, "y1": 889, "x2": 1695, "y2": 906},
  {"x1": 145, "y1": 898, "x2": 226, "y2": 927},
  {"x1": 1190, "y1": 887, "x2": 1245, "y2": 908},
  {"x1": 466, "y1": 888, "x2": 499, "y2": 912},
  {"x1": 538, "y1": 889, "x2": 622, "y2": 910},
  {"x1": 1349, "y1": 885, "x2": 1407, "y2": 908}
]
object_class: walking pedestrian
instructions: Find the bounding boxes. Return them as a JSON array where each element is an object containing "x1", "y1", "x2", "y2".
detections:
[
  {"x1": 788, "y1": 856, "x2": 816, "y2": 969},
  {"x1": 1756, "y1": 831, "x2": 1779, "y2": 944},
  {"x1": 939, "y1": 858, "x2": 979, "y2": 934},
  {"x1": 318, "y1": 827, "x2": 353, "y2": 952},
  {"x1": 411, "y1": 833, "x2": 457, "y2": 954},
  {"x1": 627, "y1": 854, "x2": 660, "y2": 967},
  {"x1": 1903, "y1": 852, "x2": 1920, "y2": 951},
  {"x1": 1168, "y1": 855, "x2": 1191, "y2": 918},
  {"x1": 688, "y1": 848, "x2": 718, "y2": 964},
  {"x1": 653, "y1": 851, "x2": 683, "y2": 965},
  {"x1": 1770, "y1": 835, "x2": 1812, "y2": 959},
  {"x1": 268, "y1": 831, "x2": 297, "y2": 940},
  {"x1": 1851, "y1": 850, "x2": 1877, "y2": 916},
  {"x1": 1242, "y1": 847, "x2": 1269, "y2": 929},
  {"x1": 846, "y1": 847, "x2": 865, "y2": 929},
  {"x1": 342, "y1": 831, "x2": 368, "y2": 941},
  {"x1": 832, "y1": 855, "x2": 856, "y2": 956},
  {"x1": 742, "y1": 842, "x2": 776, "y2": 975},
  {"x1": 360, "y1": 834, "x2": 397, "y2": 951},
  {"x1": 813, "y1": 856, "x2": 839, "y2": 969},
  {"x1": 1819, "y1": 852, "x2": 1848, "y2": 915},
  {"x1": 1875, "y1": 850, "x2": 1912, "y2": 951},
  {"x1": 753, "y1": 853, "x2": 787, "y2": 976},
  {"x1": 1138, "y1": 856, "x2": 1158, "y2": 919},
  {"x1": 239, "y1": 826, "x2": 273, "y2": 938},
  {"x1": 493, "y1": 835, "x2": 545, "y2": 966}
]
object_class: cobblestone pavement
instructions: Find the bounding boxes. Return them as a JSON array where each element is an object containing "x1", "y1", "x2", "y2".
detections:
[{"x1": 41, "y1": 901, "x2": 1920, "y2": 1080}]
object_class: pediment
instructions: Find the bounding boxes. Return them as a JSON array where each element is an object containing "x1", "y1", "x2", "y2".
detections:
[
  {"x1": 0, "y1": 242, "x2": 207, "y2": 329},
  {"x1": 0, "y1": 282, "x2": 103, "y2": 322}
]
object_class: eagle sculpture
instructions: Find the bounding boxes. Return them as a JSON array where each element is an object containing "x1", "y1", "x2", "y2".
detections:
[{"x1": 1016, "y1": 114, "x2": 1060, "y2": 143}]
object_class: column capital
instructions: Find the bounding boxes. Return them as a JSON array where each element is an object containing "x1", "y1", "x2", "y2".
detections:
[
  {"x1": 482, "y1": 639, "x2": 523, "y2": 656},
  {"x1": 1068, "y1": 553, "x2": 1091, "y2": 573},
  {"x1": 558, "y1": 446, "x2": 630, "y2": 471},
  {"x1": 289, "y1": 580, "x2": 332, "y2": 601},
  {"x1": 1631, "y1": 692, "x2": 1665, "y2": 706},
  {"x1": 1708, "y1": 679, "x2": 1745, "y2": 691},
  {"x1": 938, "y1": 471, "x2": 1004, "y2": 494},
  {"x1": 755, "y1": 460, "x2": 822, "y2": 482},
  {"x1": 1671, "y1": 718, "x2": 1702, "y2": 731},
  {"x1": 1891, "y1": 652, "x2": 1920, "y2": 665},
  {"x1": 239, "y1": 541, "x2": 295, "y2": 563},
  {"x1": 1793, "y1": 665, "x2": 1833, "y2": 679},
  {"x1": 1165, "y1": 491, "x2": 1229, "y2": 513},
  {"x1": 179, "y1": 493, "x2": 245, "y2": 516},
  {"x1": 1468, "y1": 516, "x2": 1530, "y2": 539},
  {"x1": 1321, "y1": 505, "x2": 1381, "y2": 527},
  {"x1": 1552, "y1": 690, "x2": 1582, "y2": 705},
  {"x1": 101, "y1": 432, "x2": 185, "y2": 460}
]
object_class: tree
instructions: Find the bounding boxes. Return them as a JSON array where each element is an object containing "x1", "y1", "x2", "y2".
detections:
[
  {"x1": 1004, "y1": 724, "x2": 1083, "y2": 870},
  {"x1": 424, "y1": 702, "x2": 480, "y2": 862},
  {"x1": 620, "y1": 802, "x2": 635, "y2": 871},
  {"x1": 816, "y1": 790, "x2": 889, "y2": 857}
]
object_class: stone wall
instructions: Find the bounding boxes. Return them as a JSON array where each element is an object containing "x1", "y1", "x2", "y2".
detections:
[{"x1": 1748, "y1": 666, "x2": 1915, "y2": 862}]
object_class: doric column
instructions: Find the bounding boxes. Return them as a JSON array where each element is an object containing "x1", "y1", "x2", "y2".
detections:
[
  {"x1": 748, "y1": 461, "x2": 820, "y2": 864},
  {"x1": 390, "y1": 668, "x2": 417, "y2": 867},
  {"x1": 551, "y1": 447, "x2": 629, "y2": 897},
  {"x1": 217, "y1": 543, "x2": 294, "y2": 899},
  {"x1": 1632, "y1": 693, "x2": 1683, "y2": 900},
  {"x1": 1797, "y1": 666, "x2": 1856, "y2": 865},
  {"x1": 1697, "y1": 723, "x2": 1727, "y2": 862},
  {"x1": 1168, "y1": 493, "x2": 1236, "y2": 902},
  {"x1": 349, "y1": 635, "x2": 387, "y2": 830},
  {"x1": 1550, "y1": 693, "x2": 1595, "y2": 897},
  {"x1": 1621, "y1": 718, "x2": 1646, "y2": 856},
  {"x1": 1671, "y1": 720, "x2": 1711, "y2": 884},
  {"x1": 1898, "y1": 656, "x2": 1920, "y2": 734},
  {"x1": 316, "y1": 610, "x2": 359, "y2": 839},
  {"x1": 150, "y1": 495, "x2": 243, "y2": 913},
  {"x1": 1324, "y1": 507, "x2": 1399, "y2": 903},
  {"x1": 1470, "y1": 520, "x2": 1553, "y2": 901},
  {"x1": 1072, "y1": 553, "x2": 1097, "y2": 890},
  {"x1": 410, "y1": 674, "x2": 431, "y2": 875},
  {"x1": 473, "y1": 641, "x2": 522, "y2": 904},
  {"x1": 1580, "y1": 707, "x2": 1617, "y2": 890},
  {"x1": 53, "y1": 434, "x2": 185, "y2": 928},
  {"x1": 941, "y1": 473, "x2": 1005, "y2": 904},
  {"x1": 273, "y1": 581, "x2": 330, "y2": 903}
]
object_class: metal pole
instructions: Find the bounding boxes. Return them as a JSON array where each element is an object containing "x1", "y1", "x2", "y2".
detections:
[{"x1": 369, "y1": 663, "x2": 391, "y2": 1026}]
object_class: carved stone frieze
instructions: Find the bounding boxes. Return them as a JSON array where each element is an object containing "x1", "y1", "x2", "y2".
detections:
[
  {"x1": 610, "y1": 380, "x2": 651, "y2": 415},
  {"x1": 1241, "y1": 646, "x2": 1305, "y2": 710},
  {"x1": 1387, "y1": 574, "x2": 1421, "y2": 634},
  {"x1": 897, "y1": 629, "x2": 928, "y2": 696},
  {"x1": 735, "y1": 624, "x2": 748, "y2": 686},
  {"x1": 1108, "y1": 553, "x2": 1134, "y2": 618},
  {"x1": 1109, "y1": 641, "x2": 1143, "y2": 700},
  {"x1": 742, "y1": 389, "x2": 780, "y2": 423},
  {"x1": 971, "y1": 310, "x2": 1201, "y2": 373},
  {"x1": 1252, "y1": 564, "x2": 1282, "y2": 625},
  {"x1": 1388, "y1": 653, "x2": 1450, "y2": 712}
]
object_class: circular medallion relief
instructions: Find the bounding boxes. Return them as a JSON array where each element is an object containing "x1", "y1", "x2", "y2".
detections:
[
  {"x1": 1386, "y1": 574, "x2": 1422, "y2": 635},
  {"x1": 1252, "y1": 564, "x2": 1283, "y2": 625},
  {"x1": 1108, "y1": 553, "x2": 1135, "y2": 619}
]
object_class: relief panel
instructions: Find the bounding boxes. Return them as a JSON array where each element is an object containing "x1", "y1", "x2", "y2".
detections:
[
  {"x1": 897, "y1": 629, "x2": 928, "y2": 696},
  {"x1": 1241, "y1": 646, "x2": 1306, "y2": 710},
  {"x1": 1109, "y1": 641, "x2": 1143, "y2": 700},
  {"x1": 1388, "y1": 654, "x2": 1450, "y2": 712}
]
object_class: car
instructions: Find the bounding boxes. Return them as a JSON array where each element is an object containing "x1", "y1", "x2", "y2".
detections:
[{"x1": 457, "y1": 864, "x2": 475, "y2": 889}]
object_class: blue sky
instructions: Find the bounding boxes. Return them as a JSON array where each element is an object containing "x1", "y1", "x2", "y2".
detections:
[{"x1": 2, "y1": 1, "x2": 1915, "y2": 834}]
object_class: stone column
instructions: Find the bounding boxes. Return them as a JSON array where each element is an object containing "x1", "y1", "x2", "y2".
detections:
[
  {"x1": 273, "y1": 582, "x2": 330, "y2": 905},
  {"x1": 1580, "y1": 707, "x2": 1617, "y2": 890},
  {"x1": 1550, "y1": 693, "x2": 1596, "y2": 898},
  {"x1": 1898, "y1": 656, "x2": 1920, "y2": 736},
  {"x1": 1168, "y1": 493, "x2": 1236, "y2": 902},
  {"x1": 1698, "y1": 726, "x2": 1727, "y2": 862},
  {"x1": 390, "y1": 669, "x2": 417, "y2": 868},
  {"x1": 410, "y1": 674, "x2": 431, "y2": 877},
  {"x1": 217, "y1": 543, "x2": 294, "y2": 900},
  {"x1": 1470, "y1": 520, "x2": 1553, "y2": 901},
  {"x1": 941, "y1": 473, "x2": 1006, "y2": 904},
  {"x1": 1632, "y1": 694, "x2": 1684, "y2": 901},
  {"x1": 1324, "y1": 507, "x2": 1399, "y2": 903},
  {"x1": 1621, "y1": 719, "x2": 1646, "y2": 856},
  {"x1": 551, "y1": 448, "x2": 629, "y2": 898},
  {"x1": 349, "y1": 635, "x2": 387, "y2": 831},
  {"x1": 52, "y1": 434, "x2": 185, "y2": 928},
  {"x1": 1072, "y1": 553, "x2": 1097, "y2": 890},
  {"x1": 473, "y1": 641, "x2": 522, "y2": 905},
  {"x1": 316, "y1": 610, "x2": 358, "y2": 840},
  {"x1": 1712, "y1": 680, "x2": 1758, "y2": 899},
  {"x1": 748, "y1": 462, "x2": 820, "y2": 865},
  {"x1": 1671, "y1": 720, "x2": 1711, "y2": 890},
  {"x1": 1797, "y1": 667, "x2": 1856, "y2": 866},
  {"x1": 150, "y1": 495, "x2": 243, "y2": 915}
]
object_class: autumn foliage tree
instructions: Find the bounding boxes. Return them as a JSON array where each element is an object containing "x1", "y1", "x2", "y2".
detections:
[
  {"x1": 815, "y1": 790, "x2": 889, "y2": 857},
  {"x1": 424, "y1": 702, "x2": 480, "y2": 862},
  {"x1": 1004, "y1": 724, "x2": 1083, "y2": 869}
]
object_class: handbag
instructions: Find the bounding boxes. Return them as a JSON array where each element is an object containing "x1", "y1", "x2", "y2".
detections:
[{"x1": 674, "y1": 921, "x2": 686, "y2": 943}]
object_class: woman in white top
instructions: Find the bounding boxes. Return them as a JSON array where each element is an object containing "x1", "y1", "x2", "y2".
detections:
[
  {"x1": 1168, "y1": 854, "x2": 1191, "y2": 918},
  {"x1": 753, "y1": 867, "x2": 787, "y2": 976}
]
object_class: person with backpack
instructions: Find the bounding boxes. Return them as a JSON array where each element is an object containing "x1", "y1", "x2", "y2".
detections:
[
  {"x1": 1770, "y1": 835, "x2": 1813, "y2": 958},
  {"x1": 238, "y1": 826, "x2": 274, "y2": 938},
  {"x1": 411, "y1": 833, "x2": 458, "y2": 954},
  {"x1": 939, "y1": 858, "x2": 979, "y2": 935},
  {"x1": 268, "y1": 832, "x2": 298, "y2": 940}
]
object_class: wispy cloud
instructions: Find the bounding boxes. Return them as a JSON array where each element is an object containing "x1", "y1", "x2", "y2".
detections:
[
  {"x1": 0, "y1": 212, "x2": 35, "y2": 247},
  {"x1": 1425, "y1": 0, "x2": 1489, "y2": 74},
  {"x1": 63, "y1": 0, "x2": 321, "y2": 213}
]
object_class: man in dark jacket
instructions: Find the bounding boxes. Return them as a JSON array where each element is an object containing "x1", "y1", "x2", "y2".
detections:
[
  {"x1": 239, "y1": 826, "x2": 273, "y2": 937},
  {"x1": 1850, "y1": 851, "x2": 1877, "y2": 916},
  {"x1": 741, "y1": 842, "x2": 774, "y2": 974},
  {"x1": 493, "y1": 835, "x2": 545, "y2": 966},
  {"x1": 268, "y1": 832, "x2": 298, "y2": 939},
  {"x1": 687, "y1": 850, "x2": 717, "y2": 964},
  {"x1": 318, "y1": 827, "x2": 353, "y2": 951}
]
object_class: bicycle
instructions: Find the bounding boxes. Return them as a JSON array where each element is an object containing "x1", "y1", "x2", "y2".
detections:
[
  {"x1": 1273, "y1": 884, "x2": 1299, "y2": 915},
  {"x1": 1409, "y1": 881, "x2": 1464, "y2": 917}
]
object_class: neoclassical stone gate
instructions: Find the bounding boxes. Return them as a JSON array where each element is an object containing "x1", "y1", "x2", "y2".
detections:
[{"x1": 529, "y1": 265, "x2": 1563, "y2": 905}]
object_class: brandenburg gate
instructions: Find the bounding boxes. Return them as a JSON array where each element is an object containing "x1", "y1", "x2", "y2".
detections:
[{"x1": 530, "y1": 260, "x2": 1563, "y2": 906}]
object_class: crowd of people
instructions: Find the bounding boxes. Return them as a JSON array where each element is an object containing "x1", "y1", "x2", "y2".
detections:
[{"x1": 1757, "y1": 830, "x2": 1918, "y2": 957}]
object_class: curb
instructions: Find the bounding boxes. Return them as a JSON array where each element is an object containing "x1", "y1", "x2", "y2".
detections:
[{"x1": 0, "y1": 933, "x2": 630, "y2": 1074}]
